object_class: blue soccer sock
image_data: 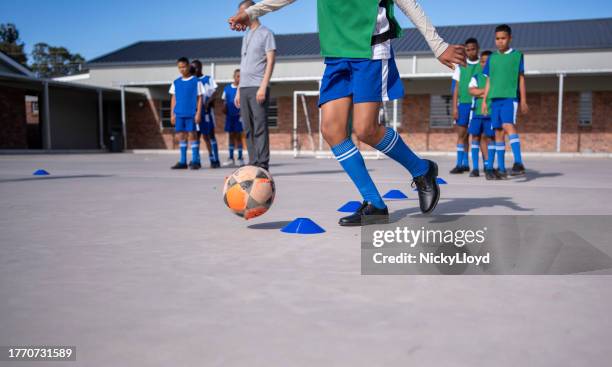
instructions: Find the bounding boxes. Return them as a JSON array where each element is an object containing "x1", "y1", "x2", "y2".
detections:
[
  {"x1": 456, "y1": 144, "x2": 464, "y2": 167},
  {"x1": 332, "y1": 138, "x2": 386, "y2": 209},
  {"x1": 191, "y1": 141, "x2": 200, "y2": 164},
  {"x1": 486, "y1": 143, "x2": 496, "y2": 170},
  {"x1": 237, "y1": 144, "x2": 243, "y2": 160},
  {"x1": 375, "y1": 127, "x2": 429, "y2": 178},
  {"x1": 462, "y1": 145, "x2": 470, "y2": 167},
  {"x1": 496, "y1": 141, "x2": 506, "y2": 172},
  {"x1": 211, "y1": 138, "x2": 219, "y2": 163},
  {"x1": 471, "y1": 141, "x2": 480, "y2": 170},
  {"x1": 179, "y1": 140, "x2": 187, "y2": 165},
  {"x1": 228, "y1": 144, "x2": 235, "y2": 160},
  {"x1": 509, "y1": 134, "x2": 523, "y2": 165}
]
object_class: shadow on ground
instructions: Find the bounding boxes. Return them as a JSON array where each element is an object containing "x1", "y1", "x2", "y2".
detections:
[
  {"x1": 248, "y1": 221, "x2": 292, "y2": 230},
  {"x1": 0, "y1": 174, "x2": 114, "y2": 183}
]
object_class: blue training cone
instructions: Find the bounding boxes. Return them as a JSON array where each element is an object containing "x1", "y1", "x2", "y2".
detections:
[
  {"x1": 337, "y1": 201, "x2": 362, "y2": 213},
  {"x1": 281, "y1": 218, "x2": 325, "y2": 234},
  {"x1": 33, "y1": 169, "x2": 50, "y2": 176},
  {"x1": 383, "y1": 189, "x2": 408, "y2": 200},
  {"x1": 437, "y1": 177, "x2": 448, "y2": 184}
]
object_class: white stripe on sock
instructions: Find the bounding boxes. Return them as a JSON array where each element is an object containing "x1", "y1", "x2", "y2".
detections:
[
  {"x1": 335, "y1": 146, "x2": 358, "y2": 161},
  {"x1": 381, "y1": 131, "x2": 399, "y2": 154},
  {"x1": 336, "y1": 148, "x2": 359, "y2": 162},
  {"x1": 509, "y1": 138, "x2": 520, "y2": 144},
  {"x1": 496, "y1": 146, "x2": 506, "y2": 151}
]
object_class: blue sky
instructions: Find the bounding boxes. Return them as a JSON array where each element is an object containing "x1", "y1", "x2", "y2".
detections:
[{"x1": 2, "y1": 0, "x2": 612, "y2": 61}]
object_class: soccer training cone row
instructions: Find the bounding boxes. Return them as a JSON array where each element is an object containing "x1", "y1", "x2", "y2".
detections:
[
  {"x1": 337, "y1": 201, "x2": 362, "y2": 213},
  {"x1": 281, "y1": 218, "x2": 325, "y2": 234},
  {"x1": 33, "y1": 169, "x2": 50, "y2": 176},
  {"x1": 383, "y1": 189, "x2": 408, "y2": 200}
]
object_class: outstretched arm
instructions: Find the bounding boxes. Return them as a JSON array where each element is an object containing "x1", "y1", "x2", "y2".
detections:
[
  {"x1": 395, "y1": 0, "x2": 466, "y2": 69},
  {"x1": 229, "y1": 0, "x2": 296, "y2": 31}
]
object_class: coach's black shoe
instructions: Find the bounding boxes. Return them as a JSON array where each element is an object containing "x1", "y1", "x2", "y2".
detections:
[
  {"x1": 412, "y1": 160, "x2": 440, "y2": 214},
  {"x1": 450, "y1": 166, "x2": 463, "y2": 174},
  {"x1": 485, "y1": 169, "x2": 499, "y2": 181},
  {"x1": 339, "y1": 201, "x2": 389, "y2": 227},
  {"x1": 171, "y1": 162, "x2": 188, "y2": 170},
  {"x1": 189, "y1": 161, "x2": 201, "y2": 170},
  {"x1": 461, "y1": 165, "x2": 471, "y2": 172},
  {"x1": 510, "y1": 163, "x2": 526, "y2": 176},
  {"x1": 469, "y1": 169, "x2": 480, "y2": 177},
  {"x1": 495, "y1": 170, "x2": 509, "y2": 180},
  {"x1": 210, "y1": 161, "x2": 221, "y2": 169}
]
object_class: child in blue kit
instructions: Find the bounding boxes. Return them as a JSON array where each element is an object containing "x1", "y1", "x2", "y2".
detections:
[
  {"x1": 191, "y1": 60, "x2": 220, "y2": 169},
  {"x1": 170, "y1": 57, "x2": 205, "y2": 170},
  {"x1": 222, "y1": 69, "x2": 245, "y2": 167}
]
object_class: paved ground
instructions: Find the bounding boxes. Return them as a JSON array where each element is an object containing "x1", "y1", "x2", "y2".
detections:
[{"x1": 1, "y1": 153, "x2": 611, "y2": 366}]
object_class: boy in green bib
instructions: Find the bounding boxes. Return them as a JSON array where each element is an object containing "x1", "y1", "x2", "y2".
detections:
[
  {"x1": 229, "y1": 0, "x2": 466, "y2": 226},
  {"x1": 482, "y1": 24, "x2": 528, "y2": 177}
]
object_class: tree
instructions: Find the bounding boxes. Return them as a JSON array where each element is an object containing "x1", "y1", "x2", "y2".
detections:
[
  {"x1": 0, "y1": 23, "x2": 28, "y2": 65},
  {"x1": 30, "y1": 42, "x2": 85, "y2": 78}
]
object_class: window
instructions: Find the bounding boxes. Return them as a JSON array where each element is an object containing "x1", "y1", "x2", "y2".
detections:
[
  {"x1": 31, "y1": 101, "x2": 39, "y2": 114},
  {"x1": 268, "y1": 97, "x2": 278, "y2": 127},
  {"x1": 578, "y1": 92, "x2": 592, "y2": 126},
  {"x1": 430, "y1": 95, "x2": 453, "y2": 128},
  {"x1": 380, "y1": 100, "x2": 403, "y2": 128},
  {"x1": 160, "y1": 100, "x2": 172, "y2": 129}
]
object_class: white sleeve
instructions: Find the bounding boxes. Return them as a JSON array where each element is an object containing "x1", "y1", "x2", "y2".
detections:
[
  {"x1": 245, "y1": 0, "x2": 296, "y2": 20},
  {"x1": 169, "y1": 83, "x2": 175, "y2": 95},
  {"x1": 468, "y1": 76, "x2": 478, "y2": 88},
  {"x1": 208, "y1": 77, "x2": 218, "y2": 96},
  {"x1": 221, "y1": 90, "x2": 226, "y2": 101},
  {"x1": 197, "y1": 82, "x2": 205, "y2": 96},
  {"x1": 452, "y1": 67, "x2": 460, "y2": 82},
  {"x1": 395, "y1": 0, "x2": 449, "y2": 58}
]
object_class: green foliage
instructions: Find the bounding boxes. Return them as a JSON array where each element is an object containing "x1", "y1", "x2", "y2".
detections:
[
  {"x1": 0, "y1": 23, "x2": 28, "y2": 65},
  {"x1": 30, "y1": 43, "x2": 85, "y2": 78}
]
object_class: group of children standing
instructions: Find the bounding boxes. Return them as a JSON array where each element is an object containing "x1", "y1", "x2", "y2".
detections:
[
  {"x1": 169, "y1": 58, "x2": 244, "y2": 170},
  {"x1": 451, "y1": 24, "x2": 527, "y2": 180}
]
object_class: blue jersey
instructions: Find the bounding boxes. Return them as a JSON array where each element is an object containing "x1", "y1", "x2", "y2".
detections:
[
  {"x1": 170, "y1": 76, "x2": 201, "y2": 118},
  {"x1": 199, "y1": 75, "x2": 217, "y2": 114},
  {"x1": 223, "y1": 84, "x2": 241, "y2": 118}
]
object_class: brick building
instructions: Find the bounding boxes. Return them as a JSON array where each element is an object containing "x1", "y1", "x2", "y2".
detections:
[{"x1": 54, "y1": 18, "x2": 612, "y2": 153}]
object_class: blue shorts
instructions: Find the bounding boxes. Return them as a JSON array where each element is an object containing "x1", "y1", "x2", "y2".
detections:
[
  {"x1": 455, "y1": 103, "x2": 472, "y2": 127},
  {"x1": 198, "y1": 110, "x2": 216, "y2": 135},
  {"x1": 318, "y1": 56, "x2": 404, "y2": 107},
  {"x1": 225, "y1": 116, "x2": 243, "y2": 133},
  {"x1": 175, "y1": 116, "x2": 195, "y2": 132},
  {"x1": 469, "y1": 115, "x2": 494, "y2": 138},
  {"x1": 491, "y1": 98, "x2": 518, "y2": 129}
]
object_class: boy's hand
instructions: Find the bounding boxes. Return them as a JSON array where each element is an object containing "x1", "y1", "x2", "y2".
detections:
[
  {"x1": 171, "y1": 115, "x2": 176, "y2": 126},
  {"x1": 256, "y1": 86, "x2": 267, "y2": 105},
  {"x1": 438, "y1": 45, "x2": 467, "y2": 69},
  {"x1": 195, "y1": 114, "x2": 202, "y2": 124},
  {"x1": 452, "y1": 107, "x2": 458, "y2": 121},
  {"x1": 481, "y1": 103, "x2": 489, "y2": 116},
  {"x1": 520, "y1": 101, "x2": 529, "y2": 115},
  {"x1": 229, "y1": 10, "x2": 250, "y2": 31},
  {"x1": 234, "y1": 92, "x2": 241, "y2": 109}
]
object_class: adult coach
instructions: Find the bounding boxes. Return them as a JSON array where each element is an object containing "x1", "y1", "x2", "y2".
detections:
[{"x1": 234, "y1": 0, "x2": 276, "y2": 171}]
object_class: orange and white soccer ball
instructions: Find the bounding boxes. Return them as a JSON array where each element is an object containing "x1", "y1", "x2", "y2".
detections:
[{"x1": 223, "y1": 165, "x2": 275, "y2": 220}]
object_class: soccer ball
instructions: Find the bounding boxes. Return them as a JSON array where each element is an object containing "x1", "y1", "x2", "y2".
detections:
[{"x1": 223, "y1": 165, "x2": 275, "y2": 220}]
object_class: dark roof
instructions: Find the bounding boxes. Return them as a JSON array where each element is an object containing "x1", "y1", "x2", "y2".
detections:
[{"x1": 88, "y1": 18, "x2": 612, "y2": 66}]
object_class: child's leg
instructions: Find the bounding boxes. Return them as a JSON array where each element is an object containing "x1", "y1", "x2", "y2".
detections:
[
  {"x1": 486, "y1": 136, "x2": 496, "y2": 170},
  {"x1": 504, "y1": 123, "x2": 523, "y2": 165},
  {"x1": 480, "y1": 135, "x2": 488, "y2": 164},
  {"x1": 352, "y1": 102, "x2": 429, "y2": 178},
  {"x1": 454, "y1": 125, "x2": 467, "y2": 168},
  {"x1": 322, "y1": 97, "x2": 386, "y2": 209},
  {"x1": 236, "y1": 133, "x2": 244, "y2": 160},
  {"x1": 178, "y1": 131, "x2": 187, "y2": 164},
  {"x1": 495, "y1": 129, "x2": 506, "y2": 172},
  {"x1": 202, "y1": 135, "x2": 213, "y2": 163},
  {"x1": 471, "y1": 135, "x2": 480, "y2": 171},
  {"x1": 228, "y1": 133, "x2": 235, "y2": 160},
  {"x1": 209, "y1": 126, "x2": 219, "y2": 163},
  {"x1": 189, "y1": 132, "x2": 200, "y2": 163},
  {"x1": 463, "y1": 134, "x2": 470, "y2": 168}
]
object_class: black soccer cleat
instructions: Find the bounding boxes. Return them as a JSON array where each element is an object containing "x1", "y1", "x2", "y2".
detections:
[
  {"x1": 210, "y1": 161, "x2": 221, "y2": 169},
  {"x1": 495, "y1": 169, "x2": 509, "y2": 180},
  {"x1": 485, "y1": 169, "x2": 499, "y2": 181},
  {"x1": 189, "y1": 161, "x2": 201, "y2": 170},
  {"x1": 469, "y1": 169, "x2": 480, "y2": 177},
  {"x1": 461, "y1": 165, "x2": 471, "y2": 173},
  {"x1": 510, "y1": 163, "x2": 526, "y2": 176},
  {"x1": 338, "y1": 201, "x2": 389, "y2": 227},
  {"x1": 412, "y1": 160, "x2": 441, "y2": 214},
  {"x1": 171, "y1": 162, "x2": 188, "y2": 170},
  {"x1": 450, "y1": 166, "x2": 464, "y2": 174}
]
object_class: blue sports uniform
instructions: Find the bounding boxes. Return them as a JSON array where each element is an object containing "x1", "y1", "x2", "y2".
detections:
[
  {"x1": 222, "y1": 84, "x2": 243, "y2": 133},
  {"x1": 198, "y1": 75, "x2": 217, "y2": 135},
  {"x1": 483, "y1": 49, "x2": 525, "y2": 129},
  {"x1": 169, "y1": 76, "x2": 203, "y2": 132}
]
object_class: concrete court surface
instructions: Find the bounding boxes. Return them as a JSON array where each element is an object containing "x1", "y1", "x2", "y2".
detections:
[{"x1": 1, "y1": 152, "x2": 611, "y2": 367}]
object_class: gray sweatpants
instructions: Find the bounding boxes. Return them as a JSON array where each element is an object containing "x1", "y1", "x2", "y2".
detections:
[{"x1": 239, "y1": 87, "x2": 270, "y2": 168}]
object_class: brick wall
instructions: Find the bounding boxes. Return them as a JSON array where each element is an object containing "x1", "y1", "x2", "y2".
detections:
[
  {"x1": 0, "y1": 86, "x2": 27, "y2": 149},
  {"x1": 126, "y1": 91, "x2": 612, "y2": 153}
]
